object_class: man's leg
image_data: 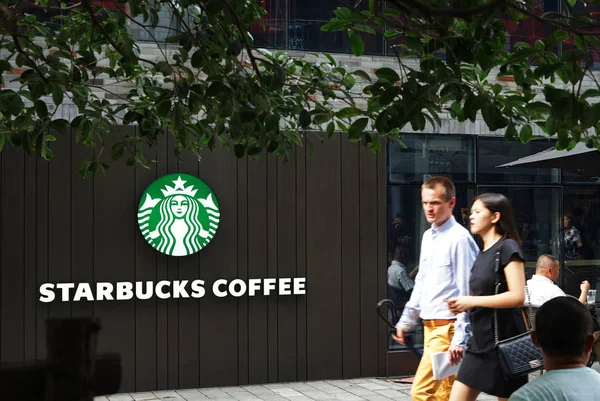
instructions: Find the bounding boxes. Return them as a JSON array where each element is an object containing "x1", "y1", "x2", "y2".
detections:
[
  {"x1": 435, "y1": 323, "x2": 455, "y2": 400},
  {"x1": 410, "y1": 323, "x2": 454, "y2": 401}
]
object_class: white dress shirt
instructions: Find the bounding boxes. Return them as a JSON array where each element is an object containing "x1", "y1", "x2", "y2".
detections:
[
  {"x1": 527, "y1": 274, "x2": 566, "y2": 307},
  {"x1": 396, "y1": 216, "x2": 479, "y2": 348}
]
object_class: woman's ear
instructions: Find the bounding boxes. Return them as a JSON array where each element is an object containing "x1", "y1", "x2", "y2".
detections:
[{"x1": 491, "y1": 212, "x2": 501, "y2": 224}]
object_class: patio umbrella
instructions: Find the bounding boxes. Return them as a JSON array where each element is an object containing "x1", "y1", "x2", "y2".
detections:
[{"x1": 496, "y1": 142, "x2": 600, "y2": 169}]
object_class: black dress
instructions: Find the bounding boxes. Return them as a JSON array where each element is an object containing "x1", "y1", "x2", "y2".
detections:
[{"x1": 456, "y1": 239, "x2": 528, "y2": 398}]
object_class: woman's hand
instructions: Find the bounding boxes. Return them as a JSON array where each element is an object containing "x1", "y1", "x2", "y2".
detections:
[{"x1": 446, "y1": 296, "x2": 475, "y2": 315}]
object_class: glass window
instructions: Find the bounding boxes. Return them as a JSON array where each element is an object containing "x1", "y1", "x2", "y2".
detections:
[
  {"x1": 288, "y1": 0, "x2": 383, "y2": 54},
  {"x1": 250, "y1": 0, "x2": 286, "y2": 49},
  {"x1": 386, "y1": 185, "x2": 476, "y2": 351},
  {"x1": 562, "y1": 189, "x2": 600, "y2": 298},
  {"x1": 131, "y1": 7, "x2": 175, "y2": 42},
  {"x1": 562, "y1": 168, "x2": 600, "y2": 185},
  {"x1": 478, "y1": 138, "x2": 560, "y2": 185},
  {"x1": 500, "y1": 0, "x2": 558, "y2": 52},
  {"x1": 479, "y1": 187, "x2": 561, "y2": 279},
  {"x1": 387, "y1": 135, "x2": 476, "y2": 184}
]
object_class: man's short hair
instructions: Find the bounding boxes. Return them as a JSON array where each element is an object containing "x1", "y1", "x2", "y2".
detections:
[
  {"x1": 535, "y1": 296, "x2": 593, "y2": 358},
  {"x1": 422, "y1": 176, "x2": 455, "y2": 201},
  {"x1": 536, "y1": 254, "x2": 558, "y2": 273}
]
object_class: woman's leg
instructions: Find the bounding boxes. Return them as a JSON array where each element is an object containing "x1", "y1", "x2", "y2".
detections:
[{"x1": 449, "y1": 380, "x2": 480, "y2": 401}]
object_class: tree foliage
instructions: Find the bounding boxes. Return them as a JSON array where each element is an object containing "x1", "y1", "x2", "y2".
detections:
[{"x1": 1, "y1": 0, "x2": 600, "y2": 175}]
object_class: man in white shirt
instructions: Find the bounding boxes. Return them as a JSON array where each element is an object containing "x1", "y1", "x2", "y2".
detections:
[
  {"x1": 388, "y1": 245, "x2": 415, "y2": 298},
  {"x1": 509, "y1": 297, "x2": 600, "y2": 401},
  {"x1": 527, "y1": 254, "x2": 590, "y2": 307},
  {"x1": 393, "y1": 177, "x2": 479, "y2": 401}
]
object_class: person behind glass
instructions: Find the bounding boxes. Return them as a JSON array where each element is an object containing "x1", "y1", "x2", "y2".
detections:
[
  {"x1": 393, "y1": 176, "x2": 478, "y2": 401},
  {"x1": 563, "y1": 213, "x2": 583, "y2": 260},
  {"x1": 387, "y1": 245, "x2": 416, "y2": 307},
  {"x1": 446, "y1": 193, "x2": 528, "y2": 401}
]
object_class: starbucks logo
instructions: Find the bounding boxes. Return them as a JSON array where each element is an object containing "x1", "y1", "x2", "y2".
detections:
[{"x1": 137, "y1": 174, "x2": 220, "y2": 256}]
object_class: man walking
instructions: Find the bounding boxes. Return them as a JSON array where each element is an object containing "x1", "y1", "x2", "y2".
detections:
[{"x1": 393, "y1": 176, "x2": 478, "y2": 401}]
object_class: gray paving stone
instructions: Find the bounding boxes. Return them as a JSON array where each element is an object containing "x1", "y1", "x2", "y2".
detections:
[
  {"x1": 269, "y1": 387, "x2": 304, "y2": 397},
  {"x1": 131, "y1": 392, "x2": 158, "y2": 400},
  {"x1": 373, "y1": 389, "x2": 409, "y2": 398},
  {"x1": 355, "y1": 383, "x2": 388, "y2": 391}
]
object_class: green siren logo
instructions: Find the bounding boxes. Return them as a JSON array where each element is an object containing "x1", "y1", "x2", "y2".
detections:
[{"x1": 137, "y1": 174, "x2": 220, "y2": 256}]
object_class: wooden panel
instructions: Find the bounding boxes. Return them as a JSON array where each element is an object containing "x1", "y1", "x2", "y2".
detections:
[
  {"x1": 166, "y1": 135, "x2": 179, "y2": 390},
  {"x1": 24, "y1": 155, "x2": 37, "y2": 360},
  {"x1": 93, "y1": 127, "x2": 136, "y2": 392},
  {"x1": 198, "y1": 145, "x2": 238, "y2": 387},
  {"x1": 305, "y1": 135, "x2": 342, "y2": 380},
  {"x1": 35, "y1": 151, "x2": 49, "y2": 360},
  {"x1": 1, "y1": 147, "x2": 24, "y2": 362},
  {"x1": 276, "y1": 153, "x2": 297, "y2": 382},
  {"x1": 155, "y1": 131, "x2": 169, "y2": 390},
  {"x1": 267, "y1": 154, "x2": 278, "y2": 382},
  {"x1": 295, "y1": 145, "x2": 307, "y2": 381},
  {"x1": 341, "y1": 140, "x2": 361, "y2": 379},
  {"x1": 377, "y1": 148, "x2": 388, "y2": 376},
  {"x1": 237, "y1": 157, "x2": 249, "y2": 385},
  {"x1": 71, "y1": 133, "x2": 94, "y2": 320},
  {"x1": 48, "y1": 132, "x2": 71, "y2": 320},
  {"x1": 177, "y1": 150, "x2": 200, "y2": 390},
  {"x1": 247, "y1": 156, "x2": 268, "y2": 384},
  {"x1": 134, "y1": 138, "x2": 160, "y2": 391},
  {"x1": 359, "y1": 148, "x2": 379, "y2": 377}
]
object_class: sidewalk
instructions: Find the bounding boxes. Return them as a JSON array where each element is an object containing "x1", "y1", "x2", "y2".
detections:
[{"x1": 96, "y1": 363, "x2": 600, "y2": 401}]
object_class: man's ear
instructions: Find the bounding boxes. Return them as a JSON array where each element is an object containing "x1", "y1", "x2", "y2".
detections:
[
  {"x1": 531, "y1": 331, "x2": 540, "y2": 348},
  {"x1": 449, "y1": 197, "x2": 456, "y2": 209}
]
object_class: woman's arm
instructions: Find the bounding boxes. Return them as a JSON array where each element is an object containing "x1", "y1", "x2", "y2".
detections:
[{"x1": 447, "y1": 256, "x2": 526, "y2": 314}]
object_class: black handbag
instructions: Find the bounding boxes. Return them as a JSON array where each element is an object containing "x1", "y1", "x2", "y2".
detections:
[{"x1": 492, "y1": 249, "x2": 545, "y2": 377}]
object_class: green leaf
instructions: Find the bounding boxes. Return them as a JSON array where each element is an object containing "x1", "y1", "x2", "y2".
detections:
[
  {"x1": 519, "y1": 125, "x2": 533, "y2": 143},
  {"x1": 348, "y1": 118, "x2": 369, "y2": 140},
  {"x1": 378, "y1": 86, "x2": 398, "y2": 106},
  {"x1": 337, "y1": 107, "x2": 362, "y2": 119},
  {"x1": 354, "y1": 25, "x2": 376, "y2": 35},
  {"x1": 320, "y1": 19, "x2": 348, "y2": 32},
  {"x1": 505, "y1": 122, "x2": 517, "y2": 140},
  {"x1": 35, "y1": 100, "x2": 48, "y2": 118},
  {"x1": 383, "y1": 29, "x2": 397, "y2": 40},
  {"x1": 52, "y1": 86, "x2": 64, "y2": 106},
  {"x1": 327, "y1": 122, "x2": 335, "y2": 136},
  {"x1": 299, "y1": 109, "x2": 311, "y2": 128},
  {"x1": 481, "y1": 103, "x2": 507, "y2": 131},
  {"x1": 353, "y1": 69, "x2": 372, "y2": 82},
  {"x1": 333, "y1": 7, "x2": 351, "y2": 20},
  {"x1": 313, "y1": 113, "x2": 332, "y2": 124},
  {"x1": 375, "y1": 68, "x2": 400, "y2": 83},
  {"x1": 0, "y1": 133, "x2": 5, "y2": 152},
  {"x1": 191, "y1": 50, "x2": 203, "y2": 68},
  {"x1": 234, "y1": 143, "x2": 246, "y2": 158},
  {"x1": 350, "y1": 32, "x2": 365, "y2": 57},
  {"x1": 581, "y1": 89, "x2": 600, "y2": 100}
]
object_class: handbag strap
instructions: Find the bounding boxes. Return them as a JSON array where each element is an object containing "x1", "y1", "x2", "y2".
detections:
[{"x1": 493, "y1": 248, "x2": 533, "y2": 346}]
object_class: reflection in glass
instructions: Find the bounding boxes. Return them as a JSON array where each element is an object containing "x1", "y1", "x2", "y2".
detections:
[
  {"x1": 249, "y1": 0, "x2": 286, "y2": 48},
  {"x1": 563, "y1": 189, "x2": 600, "y2": 298},
  {"x1": 288, "y1": 0, "x2": 383, "y2": 54},
  {"x1": 386, "y1": 186, "x2": 476, "y2": 351},
  {"x1": 387, "y1": 135, "x2": 476, "y2": 184},
  {"x1": 478, "y1": 138, "x2": 559, "y2": 184}
]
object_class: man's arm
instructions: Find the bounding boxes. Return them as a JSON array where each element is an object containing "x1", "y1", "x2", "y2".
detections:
[
  {"x1": 450, "y1": 235, "x2": 478, "y2": 348},
  {"x1": 396, "y1": 235, "x2": 427, "y2": 331},
  {"x1": 579, "y1": 280, "x2": 591, "y2": 304}
]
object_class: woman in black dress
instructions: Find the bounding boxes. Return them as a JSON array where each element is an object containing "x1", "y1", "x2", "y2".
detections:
[{"x1": 446, "y1": 193, "x2": 527, "y2": 401}]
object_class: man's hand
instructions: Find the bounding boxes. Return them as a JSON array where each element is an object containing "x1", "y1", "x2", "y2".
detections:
[
  {"x1": 392, "y1": 327, "x2": 406, "y2": 345},
  {"x1": 582, "y1": 280, "x2": 591, "y2": 293},
  {"x1": 448, "y1": 344, "x2": 464, "y2": 366}
]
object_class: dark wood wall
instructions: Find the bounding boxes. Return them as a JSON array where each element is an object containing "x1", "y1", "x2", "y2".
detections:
[{"x1": 0, "y1": 127, "x2": 388, "y2": 392}]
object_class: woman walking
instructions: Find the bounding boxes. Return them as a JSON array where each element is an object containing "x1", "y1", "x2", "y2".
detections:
[{"x1": 446, "y1": 193, "x2": 527, "y2": 401}]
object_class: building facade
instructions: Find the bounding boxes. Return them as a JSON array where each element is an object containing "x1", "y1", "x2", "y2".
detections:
[{"x1": 1, "y1": 0, "x2": 600, "y2": 394}]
